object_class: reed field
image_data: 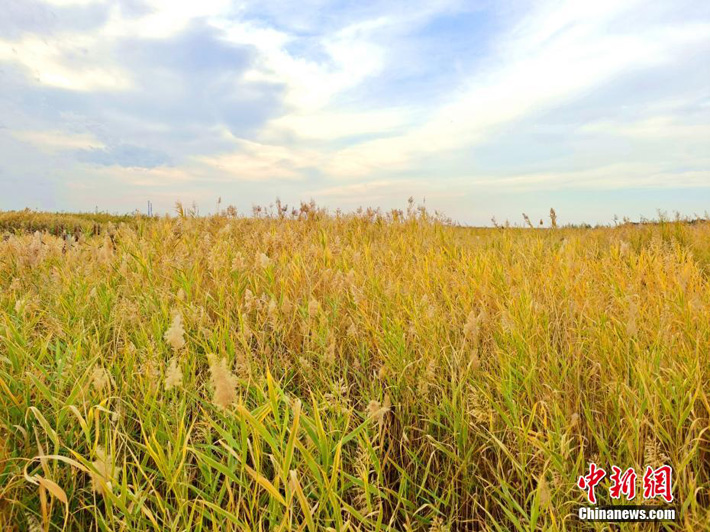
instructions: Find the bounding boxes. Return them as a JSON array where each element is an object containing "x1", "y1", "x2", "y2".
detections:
[{"x1": 0, "y1": 203, "x2": 708, "y2": 531}]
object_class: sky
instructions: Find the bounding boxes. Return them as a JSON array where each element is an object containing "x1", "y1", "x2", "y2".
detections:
[{"x1": 0, "y1": 0, "x2": 708, "y2": 225}]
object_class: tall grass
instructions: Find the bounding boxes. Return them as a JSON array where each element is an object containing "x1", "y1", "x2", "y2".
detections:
[
  {"x1": 0, "y1": 210, "x2": 140, "y2": 237},
  {"x1": 0, "y1": 205, "x2": 708, "y2": 530}
]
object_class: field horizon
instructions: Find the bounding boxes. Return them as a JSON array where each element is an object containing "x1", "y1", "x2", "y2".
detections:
[{"x1": 3, "y1": 199, "x2": 710, "y2": 231}]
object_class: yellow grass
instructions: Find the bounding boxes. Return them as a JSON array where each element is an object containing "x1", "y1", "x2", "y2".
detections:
[{"x1": 0, "y1": 204, "x2": 708, "y2": 530}]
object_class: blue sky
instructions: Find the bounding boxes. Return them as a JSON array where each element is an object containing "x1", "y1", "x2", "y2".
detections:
[{"x1": 0, "y1": 0, "x2": 708, "y2": 225}]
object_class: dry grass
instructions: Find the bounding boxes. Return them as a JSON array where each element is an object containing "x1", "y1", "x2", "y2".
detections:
[{"x1": 0, "y1": 204, "x2": 708, "y2": 530}]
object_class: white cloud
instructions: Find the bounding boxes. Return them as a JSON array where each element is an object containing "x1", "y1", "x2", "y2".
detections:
[
  {"x1": 269, "y1": 108, "x2": 411, "y2": 141},
  {"x1": 40, "y1": 0, "x2": 103, "y2": 5},
  {"x1": 205, "y1": 3, "x2": 458, "y2": 172},
  {"x1": 0, "y1": 0, "x2": 236, "y2": 92},
  {"x1": 0, "y1": 35, "x2": 132, "y2": 91},
  {"x1": 214, "y1": 18, "x2": 386, "y2": 112},
  {"x1": 11, "y1": 129, "x2": 105, "y2": 151},
  {"x1": 103, "y1": 0, "x2": 233, "y2": 40},
  {"x1": 194, "y1": 136, "x2": 319, "y2": 181},
  {"x1": 83, "y1": 165, "x2": 196, "y2": 187},
  {"x1": 465, "y1": 164, "x2": 710, "y2": 191},
  {"x1": 310, "y1": 163, "x2": 710, "y2": 207},
  {"x1": 311, "y1": 179, "x2": 465, "y2": 203},
  {"x1": 319, "y1": 3, "x2": 710, "y2": 178},
  {"x1": 582, "y1": 116, "x2": 710, "y2": 141}
]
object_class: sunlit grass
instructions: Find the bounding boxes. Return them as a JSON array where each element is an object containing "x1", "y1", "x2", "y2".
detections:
[{"x1": 1, "y1": 204, "x2": 708, "y2": 530}]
